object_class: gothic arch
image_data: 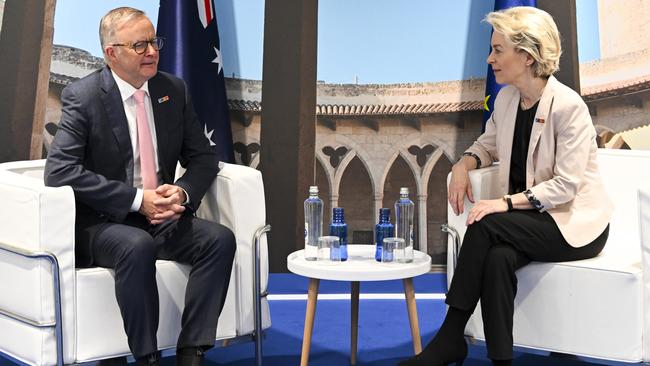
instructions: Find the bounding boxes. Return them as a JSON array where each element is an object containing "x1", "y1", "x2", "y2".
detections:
[
  {"x1": 318, "y1": 134, "x2": 377, "y2": 195},
  {"x1": 379, "y1": 148, "x2": 419, "y2": 195},
  {"x1": 338, "y1": 155, "x2": 375, "y2": 243},
  {"x1": 315, "y1": 152, "x2": 334, "y2": 192},
  {"x1": 420, "y1": 148, "x2": 445, "y2": 195},
  {"x1": 426, "y1": 153, "x2": 454, "y2": 262}
]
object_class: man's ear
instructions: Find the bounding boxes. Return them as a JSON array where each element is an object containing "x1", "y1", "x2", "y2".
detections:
[{"x1": 104, "y1": 46, "x2": 117, "y2": 63}]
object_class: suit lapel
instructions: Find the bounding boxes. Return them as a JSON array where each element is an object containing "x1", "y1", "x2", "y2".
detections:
[
  {"x1": 526, "y1": 76, "x2": 556, "y2": 187},
  {"x1": 100, "y1": 67, "x2": 134, "y2": 186},
  {"x1": 148, "y1": 73, "x2": 172, "y2": 183}
]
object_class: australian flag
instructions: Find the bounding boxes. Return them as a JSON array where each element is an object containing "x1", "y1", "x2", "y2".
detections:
[
  {"x1": 482, "y1": 0, "x2": 537, "y2": 132},
  {"x1": 157, "y1": 0, "x2": 235, "y2": 163}
]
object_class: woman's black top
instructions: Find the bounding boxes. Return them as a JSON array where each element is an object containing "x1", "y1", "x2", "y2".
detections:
[{"x1": 509, "y1": 100, "x2": 539, "y2": 195}]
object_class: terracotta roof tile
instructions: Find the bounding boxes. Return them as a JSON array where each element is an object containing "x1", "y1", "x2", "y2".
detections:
[
  {"x1": 582, "y1": 75, "x2": 650, "y2": 101},
  {"x1": 227, "y1": 99, "x2": 484, "y2": 115}
]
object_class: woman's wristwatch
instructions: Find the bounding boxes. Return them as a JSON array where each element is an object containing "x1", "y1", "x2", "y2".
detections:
[
  {"x1": 502, "y1": 194, "x2": 513, "y2": 212},
  {"x1": 461, "y1": 152, "x2": 482, "y2": 169},
  {"x1": 523, "y1": 189, "x2": 544, "y2": 211}
]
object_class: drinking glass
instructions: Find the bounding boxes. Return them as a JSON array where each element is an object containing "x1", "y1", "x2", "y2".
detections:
[
  {"x1": 382, "y1": 237, "x2": 405, "y2": 263},
  {"x1": 317, "y1": 235, "x2": 341, "y2": 263}
]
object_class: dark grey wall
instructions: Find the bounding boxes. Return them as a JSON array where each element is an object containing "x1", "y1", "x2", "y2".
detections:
[
  {"x1": 260, "y1": 0, "x2": 318, "y2": 272},
  {"x1": 538, "y1": 0, "x2": 580, "y2": 92}
]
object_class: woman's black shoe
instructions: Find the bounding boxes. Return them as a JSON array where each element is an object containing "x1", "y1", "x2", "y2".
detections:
[{"x1": 397, "y1": 337, "x2": 467, "y2": 366}]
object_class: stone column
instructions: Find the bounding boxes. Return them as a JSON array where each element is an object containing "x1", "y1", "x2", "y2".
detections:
[
  {"x1": 329, "y1": 194, "x2": 339, "y2": 223},
  {"x1": 417, "y1": 194, "x2": 428, "y2": 254},
  {"x1": 373, "y1": 192, "x2": 384, "y2": 224}
]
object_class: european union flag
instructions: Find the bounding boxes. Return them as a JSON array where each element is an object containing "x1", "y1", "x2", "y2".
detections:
[
  {"x1": 157, "y1": 0, "x2": 235, "y2": 163},
  {"x1": 482, "y1": 0, "x2": 537, "y2": 132}
]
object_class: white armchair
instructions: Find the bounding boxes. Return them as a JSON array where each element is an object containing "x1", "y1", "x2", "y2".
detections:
[
  {"x1": 0, "y1": 159, "x2": 271, "y2": 366},
  {"x1": 444, "y1": 148, "x2": 650, "y2": 363}
]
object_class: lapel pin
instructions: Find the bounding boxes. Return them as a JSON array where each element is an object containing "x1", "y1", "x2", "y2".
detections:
[
  {"x1": 158, "y1": 96, "x2": 170, "y2": 104},
  {"x1": 535, "y1": 117, "x2": 545, "y2": 124}
]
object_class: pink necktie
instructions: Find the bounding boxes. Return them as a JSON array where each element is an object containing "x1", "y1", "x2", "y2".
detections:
[{"x1": 133, "y1": 90, "x2": 157, "y2": 190}]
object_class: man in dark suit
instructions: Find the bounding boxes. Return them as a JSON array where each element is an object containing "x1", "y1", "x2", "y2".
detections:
[{"x1": 44, "y1": 7, "x2": 236, "y2": 366}]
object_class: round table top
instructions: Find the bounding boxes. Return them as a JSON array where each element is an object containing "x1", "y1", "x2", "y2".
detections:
[{"x1": 287, "y1": 244, "x2": 432, "y2": 281}]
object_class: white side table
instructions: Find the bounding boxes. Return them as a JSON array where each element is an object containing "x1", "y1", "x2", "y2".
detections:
[{"x1": 287, "y1": 244, "x2": 432, "y2": 366}]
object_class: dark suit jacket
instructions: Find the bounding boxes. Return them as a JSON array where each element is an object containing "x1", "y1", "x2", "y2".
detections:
[{"x1": 45, "y1": 66, "x2": 219, "y2": 267}]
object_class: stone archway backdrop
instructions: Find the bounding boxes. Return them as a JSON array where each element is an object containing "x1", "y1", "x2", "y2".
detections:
[
  {"x1": 45, "y1": 50, "x2": 486, "y2": 265},
  {"x1": 43, "y1": 0, "x2": 650, "y2": 265}
]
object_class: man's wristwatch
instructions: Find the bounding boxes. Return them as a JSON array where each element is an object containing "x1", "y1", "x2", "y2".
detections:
[{"x1": 502, "y1": 195, "x2": 513, "y2": 212}]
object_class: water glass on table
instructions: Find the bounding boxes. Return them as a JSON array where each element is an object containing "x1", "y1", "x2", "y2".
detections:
[
  {"x1": 381, "y1": 237, "x2": 405, "y2": 263},
  {"x1": 317, "y1": 236, "x2": 341, "y2": 263}
]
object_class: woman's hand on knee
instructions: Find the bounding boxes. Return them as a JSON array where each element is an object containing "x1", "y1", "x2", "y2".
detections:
[
  {"x1": 466, "y1": 199, "x2": 508, "y2": 225},
  {"x1": 448, "y1": 166, "x2": 474, "y2": 215}
]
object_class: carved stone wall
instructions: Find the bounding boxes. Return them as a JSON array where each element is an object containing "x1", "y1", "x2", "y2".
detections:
[{"x1": 232, "y1": 109, "x2": 482, "y2": 264}]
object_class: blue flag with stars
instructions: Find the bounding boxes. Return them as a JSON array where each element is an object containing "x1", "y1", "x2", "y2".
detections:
[
  {"x1": 157, "y1": 0, "x2": 235, "y2": 163},
  {"x1": 482, "y1": 0, "x2": 537, "y2": 132}
]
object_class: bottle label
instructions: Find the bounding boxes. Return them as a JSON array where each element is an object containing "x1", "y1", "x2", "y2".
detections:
[{"x1": 304, "y1": 223, "x2": 308, "y2": 245}]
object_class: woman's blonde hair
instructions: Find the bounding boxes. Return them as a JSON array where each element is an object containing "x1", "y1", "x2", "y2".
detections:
[{"x1": 485, "y1": 6, "x2": 562, "y2": 78}]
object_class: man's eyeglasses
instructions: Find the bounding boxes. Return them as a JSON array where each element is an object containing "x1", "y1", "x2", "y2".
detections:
[{"x1": 110, "y1": 37, "x2": 164, "y2": 55}]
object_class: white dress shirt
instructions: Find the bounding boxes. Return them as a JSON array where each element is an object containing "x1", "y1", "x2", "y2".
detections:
[{"x1": 111, "y1": 71, "x2": 160, "y2": 211}]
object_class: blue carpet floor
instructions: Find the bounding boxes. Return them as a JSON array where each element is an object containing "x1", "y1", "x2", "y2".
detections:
[{"x1": 0, "y1": 273, "x2": 632, "y2": 365}]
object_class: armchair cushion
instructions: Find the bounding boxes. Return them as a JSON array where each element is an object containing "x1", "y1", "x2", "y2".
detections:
[{"x1": 74, "y1": 261, "x2": 237, "y2": 362}]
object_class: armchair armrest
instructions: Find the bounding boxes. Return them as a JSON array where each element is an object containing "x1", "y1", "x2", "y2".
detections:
[
  {"x1": 445, "y1": 166, "x2": 499, "y2": 285},
  {"x1": 0, "y1": 160, "x2": 76, "y2": 364},
  {"x1": 184, "y1": 162, "x2": 270, "y2": 335},
  {"x1": 637, "y1": 187, "x2": 650, "y2": 362}
]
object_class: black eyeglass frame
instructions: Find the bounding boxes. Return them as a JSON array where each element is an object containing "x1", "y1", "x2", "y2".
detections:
[{"x1": 109, "y1": 37, "x2": 165, "y2": 55}]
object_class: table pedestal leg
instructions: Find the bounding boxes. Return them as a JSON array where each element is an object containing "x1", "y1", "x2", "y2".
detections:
[
  {"x1": 351, "y1": 281, "x2": 360, "y2": 365},
  {"x1": 301, "y1": 278, "x2": 320, "y2": 366},
  {"x1": 403, "y1": 278, "x2": 422, "y2": 354}
]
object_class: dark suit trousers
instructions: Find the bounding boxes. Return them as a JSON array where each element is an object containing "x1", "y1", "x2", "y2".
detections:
[
  {"x1": 91, "y1": 212, "x2": 236, "y2": 358},
  {"x1": 445, "y1": 211, "x2": 608, "y2": 360}
]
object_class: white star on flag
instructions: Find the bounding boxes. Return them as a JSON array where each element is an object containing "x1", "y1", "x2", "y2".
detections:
[
  {"x1": 211, "y1": 47, "x2": 223, "y2": 75},
  {"x1": 204, "y1": 124, "x2": 216, "y2": 146}
]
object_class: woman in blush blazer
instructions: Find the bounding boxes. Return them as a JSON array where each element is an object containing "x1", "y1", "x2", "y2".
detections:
[{"x1": 399, "y1": 6, "x2": 613, "y2": 366}]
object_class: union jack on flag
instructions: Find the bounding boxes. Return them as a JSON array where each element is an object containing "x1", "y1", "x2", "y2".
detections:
[{"x1": 197, "y1": 0, "x2": 215, "y2": 28}]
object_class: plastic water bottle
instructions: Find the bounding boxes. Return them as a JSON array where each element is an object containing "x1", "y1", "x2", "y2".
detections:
[
  {"x1": 329, "y1": 207, "x2": 348, "y2": 261},
  {"x1": 395, "y1": 187, "x2": 415, "y2": 263},
  {"x1": 375, "y1": 208, "x2": 394, "y2": 262},
  {"x1": 304, "y1": 186, "x2": 323, "y2": 261}
]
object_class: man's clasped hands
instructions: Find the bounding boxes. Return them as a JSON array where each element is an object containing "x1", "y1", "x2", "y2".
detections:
[{"x1": 139, "y1": 184, "x2": 187, "y2": 225}]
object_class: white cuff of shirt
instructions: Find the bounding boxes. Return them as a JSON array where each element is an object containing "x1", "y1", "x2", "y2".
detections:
[
  {"x1": 180, "y1": 187, "x2": 190, "y2": 206},
  {"x1": 131, "y1": 189, "x2": 144, "y2": 212}
]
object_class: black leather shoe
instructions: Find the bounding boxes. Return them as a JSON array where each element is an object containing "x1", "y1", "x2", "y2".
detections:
[
  {"x1": 97, "y1": 356, "x2": 127, "y2": 366},
  {"x1": 135, "y1": 352, "x2": 160, "y2": 366},
  {"x1": 397, "y1": 338, "x2": 467, "y2": 366},
  {"x1": 176, "y1": 347, "x2": 205, "y2": 366},
  {"x1": 397, "y1": 354, "x2": 464, "y2": 366}
]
